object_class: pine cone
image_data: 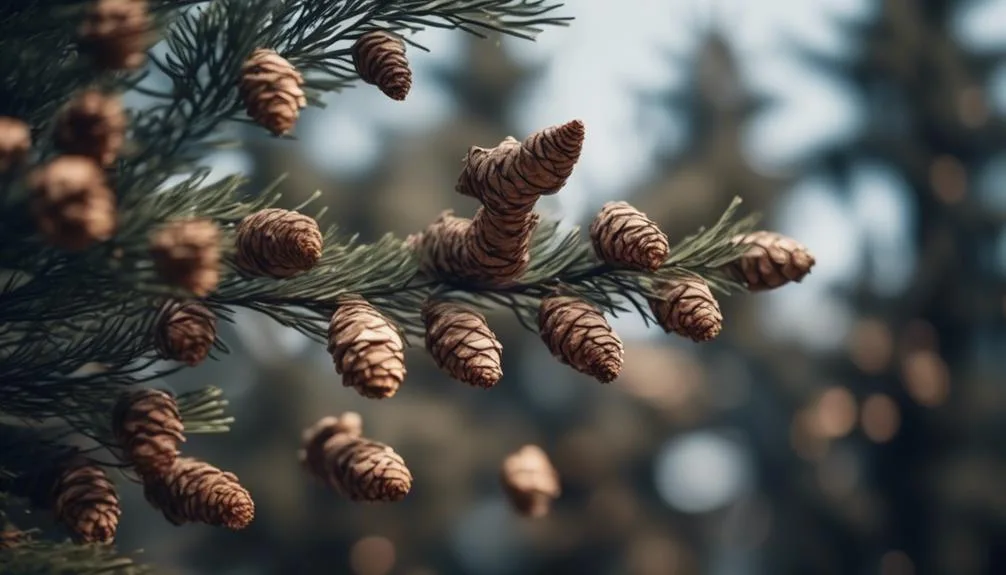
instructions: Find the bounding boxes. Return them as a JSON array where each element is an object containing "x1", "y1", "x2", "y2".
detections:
[
  {"x1": 299, "y1": 415, "x2": 412, "y2": 502},
  {"x1": 649, "y1": 277, "x2": 723, "y2": 342},
  {"x1": 28, "y1": 156, "x2": 116, "y2": 250},
  {"x1": 327, "y1": 296, "x2": 406, "y2": 399},
  {"x1": 234, "y1": 208, "x2": 323, "y2": 278},
  {"x1": 143, "y1": 457, "x2": 254, "y2": 529},
  {"x1": 538, "y1": 295, "x2": 624, "y2": 383},
  {"x1": 112, "y1": 388, "x2": 185, "y2": 477},
  {"x1": 409, "y1": 210, "x2": 475, "y2": 279},
  {"x1": 79, "y1": 0, "x2": 151, "y2": 70},
  {"x1": 590, "y1": 201, "x2": 669, "y2": 271},
  {"x1": 467, "y1": 207, "x2": 539, "y2": 284},
  {"x1": 54, "y1": 90, "x2": 126, "y2": 167},
  {"x1": 0, "y1": 116, "x2": 31, "y2": 172},
  {"x1": 422, "y1": 301, "x2": 503, "y2": 388},
  {"x1": 500, "y1": 445, "x2": 561, "y2": 518},
  {"x1": 154, "y1": 301, "x2": 216, "y2": 366},
  {"x1": 726, "y1": 231, "x2": 816, "y2": 291},
  {"x1": 149, "y1": 219, "x2": 221, "y2": 297},
  {"x1": 239, "y1": 48, "x2": 307, "y2": 136},
  {"x1": 352, "y1": 31, "x2": 412, "y2": 101},
  {"x1": 52, "y1": 460, "x2": 120, "y2": 544}
]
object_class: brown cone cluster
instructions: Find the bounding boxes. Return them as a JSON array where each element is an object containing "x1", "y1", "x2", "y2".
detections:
[
  {"x1": 52, "y1": 460, "x2": 121, "y2": 544},
  {"x1": 422, "y1": 300, "x2": 503, "y2": 389},
  {"x1": 235, "y1": 208, "x2": 323, "y2": 278},
  {"x1": 54, "y1": 90, "x2": 126, "y2": 167},
  {"x1": 726, "y1": 231, "x2": 816, "y2": 291},
  {"x1": 590, "y1": 201, "x2": 669, "y2": 271},
  {"x1": 79, "y1": 0, "x2": 151, "y2": 70},
  {"x1": 299, "y1": 413, "x2": 412, "y2": 502},
  {"x1": 0, "y1": 116, "x2": 31, "y2": 172},
  {"x1": 154, "y1": 301, "x2": 217, "y2": 366},
  {"x1": 500, "y1": 445, "x2": 561, "y2": 518},
  {"x1": 649, "y1": 277, "x2": 723, "y2": 342},
  {"x1": 352, "y1": 31, "x2": 412, "y2": 101},
  {"x1": 143, "y1": 457, "x2": 254, "y2": 530},
  {"x1": 538, "y1": 295, "x2": 624, "y2": 383},
  {"x1": 327, "y1": 296, "x2": 406, "y2": 399},
  {"x1": 239, "y1": 48, "x2": 307, "y2": 136},
  {"x1": 149, "y1": 219, "x2": 221, "y2": 297},
  {"x1": 28, "y1": 156, "x2": 116, "y2": 250},
  {"x1": 113, "y1": 388, "x2": 185, "y2": 477}
]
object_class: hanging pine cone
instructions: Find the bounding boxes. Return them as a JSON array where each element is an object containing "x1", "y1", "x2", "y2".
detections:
[
  {"x1": 54, "y1": 90, "x2": 126, "y2": 167},
  {"x1": 234, "y1": 208, "x2": 323, "y2": 278},
  {"x1": 538, "y1": 295, "x2": 624, "y2": 383},
  {"x1": 0, "y1": 116, "x2": 31, "y2": 172},
  {"x1": 142, "y1": 457, "x2": 254, "y2": 529},
  {"x1": 590, "y1": 201, "x2": 669, "y2": 271},
  {"x1": 500, "y1": 445, "x2": 561, "y2": 518},
  {"x1": 79, "y1": 0, "x2": 151, "y2": 70},
  {"x1": 352, "y1": 30, "x2": 412, "y2": 101},
  {"x1": 327, "y1": 296, "x2": 406, "y2": 399},
  {"x1": 239, "y1": 48, "x2": 307, "y2": 136},
  {"x1": 154, "y1": 301, "x2": 216, "y2": 366},
  {"x1": 726, "y1": 231, "x2": 816, "y2": 291},
  {"x1": 649, "y1": 277, "x2": 723, "y2": 342},
  {"x1": 467, "y1": 207, "x2": 540, "y2": 284},
  {"x1": 28, "y1": 156, "x2": 116, "y2": 250},
  {"x1": 149, "y1": 219, "x2": 221, "y2": 297},
  {"x1": 52, "y1": 459, "x2": 121, "y2": 544},
  {"x1": 112, "y1": 388, "x2": 185, "y2": 478},
  {"x1": 422, "y1": 301, "x2": 503, "y2": 389},
  {"x1": 299, "y1": 415, "x2": 412, "y2": 502},
  {"x1": 408, "y1": 210, "x2": 475, "y2": 279}
]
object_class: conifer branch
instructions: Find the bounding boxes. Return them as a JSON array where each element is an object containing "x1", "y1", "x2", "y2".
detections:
[{"x1": 0, "y1": 537, "x2": 151, "y2": 575}]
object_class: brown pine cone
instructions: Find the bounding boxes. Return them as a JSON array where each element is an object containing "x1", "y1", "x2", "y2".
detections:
[
  {"x1": 500, "y1": 445, "x2": 561, "y2": 518},
  {"x1": 149, "y1": 219, "x2": 221, "y2": 297},
  {"x1": 0, "y1": 116, "x2": 31, "y2": 172},
  {"x1": 726, "y1": 231, "x2": 816, "y2": 291},
  {"x1": 79, "y1": 0, "x2": 151, "y2": 70},
  {"x1": 467, "y1": 207, "x2": 539, "y2": 285},
  {"x1": 649, "y1": 277, "x2": 723, "y2": 342},
  {"x1": 352, "y1": 31, "x2": 412, "y2": 101},
  {"x1": 327, "y1": 296, "x2": 406, "y2": 399},
  {"x1": 52, "y1": 460, "x2": 120, "y2": 544},
  {"x1": 538, "y1": 295, "x2": 624, "y2": 383},
  {"x1": 239, "y1": 48, "x2": 307, "y2": 136},
  {"x1": 54, "y1": 90, "x2": 126, "y2": 167},
  {"x1": 590, "y1": 201, "x2": 669, "y2": 271},
  {"x1": 28, "y1": 156, "x2": 116, "y2": 251},
  {"x1": 422, "y1": 301, "x2": 503, "y2": 388},
  {"x1": 154, "y1": 301, "x2": 216, "y2": 366},
  {"x1": 234, "y1": 208, "x2": 323, "y2": 278},
  {"x1": 142, "y1": 457, "x2": 254, "y2": 529},
  {"x1": 0, "y1": 527, "x2": 28, "y2": 549},
  {"x1": 112, "y1": 388, "x2": 185, "y2": 477},
  {"x1": 299, "y1": 413, "x2": 364, "y2": 476},
  {"x1": 408, "y1": 210, "x2": 475, "y2": 279}
]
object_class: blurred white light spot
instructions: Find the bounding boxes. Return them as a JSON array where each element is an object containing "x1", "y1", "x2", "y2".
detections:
[{"x1": 654, "y1": 431, "x2": 752, "y2": 514}]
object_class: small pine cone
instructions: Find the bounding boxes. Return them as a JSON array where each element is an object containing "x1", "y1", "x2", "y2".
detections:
[
  {"x1": 500, "y1": 445, "x2": 561, "y2": 518},
  {"x1": 352, "y1": 31, "x2": 412, "y2": 101},
  {"x1": 727, "y1": 231, "x2": 816, "y2": 291},
  {"x1": 79, "y1": 0, "x2": 151, "y2": 70},
  {"x1": 0, "y1": 527, "x2": 29, "y2": 549},
  {"x1": 422, "y1": 301, "x2": 503, "y2": 388},
  {"x1": 327, "y1": 296, "x2": 406, "y2": 399},
  {"x1": 235, "y1": 208, "x2": 323, "y2": 278},
  {"x1": 112, "y1": 388, "x2": 185, "y2": 477},
  {"x1": 28, "y1": 156, "x2": 116, "y2": 250},
  {"x1": 649, "y1": 277, "x2": 723, "y2": 342},
  {"x1": 590, "y1": 201, "x2": 669, "y2": 271},
  {"x1": 143, "y1": 457, "x2": 254, "y2": 530},
  {"x1": 54, "y1": 90, "x2": 126, "y2": 167},
  {"x1": 239, "y1": 49, "x2": 307, "y2": 136},
  {"x1": 467, "y1": 207, "x2": 539, "y2": 284},
  {"x1": 52, "y1": 460, "x2": 121, "y2": 544},
  {"x1": 299, "y1": 413, "x2": 364, "y2": 476},
  {"x1": 409, "y1": 210, "x2": 475, "y2": 279},
  {"x1": 0, "y1": 116, "x2": 31, "y2": 172},
  {"x1": 154, "y1": 301, "x2": 216, "y2": 366},
  {"x1": 538, "y1": 295, "x2": 624, "y2": 383},
  {"x1": 149, "y1": 219, "x2": 221, "y2": 297}
]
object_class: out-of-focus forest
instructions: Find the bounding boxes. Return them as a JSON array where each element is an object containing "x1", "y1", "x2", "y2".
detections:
[{"x1": 85, "y1": 0, "x2": 1006, "y2": 574}]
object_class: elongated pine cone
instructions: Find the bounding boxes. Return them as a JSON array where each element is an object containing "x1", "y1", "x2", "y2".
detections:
[
  {"x1": 649, "y1": 277, "x2": 723, "y2": 342},
  {"x1": 727, "y1": 231, "x2": 816, "y2": 291},
  {"x1": 299, "y1": 414, "x2": 412, "y2": 502},
  {"x1": 239, "y1": 48, "x2": 307, "y2": 136},
  {"x1": 113, "y1": 388, "x2": 185, "y2": 477},
  {"x1": 149, "y1": 219, "x2": 221, "y2": 297},
  {"x1": 235, "y1": 208, "x2": 323, "y2": 278},
  {"x1": 409, "y1": 210, "x2": 475, "y2": 279},
  {"x1": 328, "y1": 296, "x2": 406, "y2": 399},
  {"x1": 143, "y1": 457, "x2": 254, "y2": 529},
  {"x1": 0, "y1": 116, "x2": 31, "y2": 171},
  {"x1": 422, "y1": 301, "x2": 503, "y2": 388},
  {"x1": 468, "y1": 207, "x2": 539, "y2": 284},
  {"x1": 500, "y1": 445, "x2": 561, "y2": 518},
  {"x1": 52, "y1": 460, "x2": 120, "y2": 544},
  {"x1": 79, "y1": 0, "x2": 151, "y2": 70},
  {"x1": 352, "y1": 31, "x2": 412, "y2": 101},
  {"x1": 538, "y1": 295, "x2": 624, "y2": 383},
  {"x1": 154, "y1": 301, "x2": 216, "y2": 365},
  {"x1": 28, "y1": 156, "x2": 116, "y2": 250},
  {"x1": 54, "y1": 90, "x2": 126, "y2": 167},
  {"x1": 590, "y1": 201, "x2": 669, "y2": 271}
]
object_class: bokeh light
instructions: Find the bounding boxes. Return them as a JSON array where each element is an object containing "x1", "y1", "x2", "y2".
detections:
[
  {"x1": 861, "y1": 394, "x2": 901, "y2": 443},
  {"x1": 654, "y1": 432, "x2": 752, "y2": 514},
  {"x1": 349, "y1": 536, "x2": 396, "y2": 575},
  {"x1": 901, "y1": 350, "x2": 951, "y2": 407}
]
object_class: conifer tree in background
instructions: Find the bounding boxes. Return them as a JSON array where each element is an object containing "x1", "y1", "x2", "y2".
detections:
[{"x1": 0, "y1": 1, "x2": 815, "y2": 572}]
